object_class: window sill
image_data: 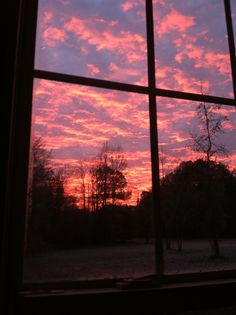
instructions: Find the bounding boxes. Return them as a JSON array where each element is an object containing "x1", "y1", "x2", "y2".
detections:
[{"x1": 17, "y1": 274, "x2": 236, "y2": 314}]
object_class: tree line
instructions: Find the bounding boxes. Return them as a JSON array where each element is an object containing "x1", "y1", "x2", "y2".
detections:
[
  {"x1": 26, "y1": 138, "x2": 135, "y2": 252},
  {"x1": 26, "y1": 137, "x2": 236, "y2": 255},
  {"x1": 26, "y1": 102, "x2": 236, "y2": 257}
]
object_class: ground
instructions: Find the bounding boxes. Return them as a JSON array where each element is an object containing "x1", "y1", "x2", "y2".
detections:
[{"x1": 23, "y1": 239, "x2": 236, "y2": 283}]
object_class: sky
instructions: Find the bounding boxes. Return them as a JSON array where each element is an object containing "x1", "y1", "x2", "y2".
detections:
[{"x1": 32, "y1": 0, "x2": 236, "y2": 206}]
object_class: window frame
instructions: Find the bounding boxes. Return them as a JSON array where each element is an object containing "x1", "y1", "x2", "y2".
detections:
[{"x1": 2, "y1": 0, "x2": 236, "y2": 312}]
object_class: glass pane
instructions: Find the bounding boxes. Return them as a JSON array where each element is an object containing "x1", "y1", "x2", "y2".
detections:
[
  {"x1": 154, "y1": 0, "x2": 233, "y2": 98},
  {"x1": 157, "y1": 96, "x2": 236, "y2": 274},
  {"x1": 23, "y1": 79, "x2": 155, "y2": 283},
  {"x1": 35, "y1": 0, "x2": 147, "y2": 86}
]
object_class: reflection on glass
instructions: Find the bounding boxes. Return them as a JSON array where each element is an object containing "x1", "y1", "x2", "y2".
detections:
[
  {"x1": 23, "y1": 80, "x2": 154, "y2": 283},
  {"x1": 157, "y1": 96, "x2": 236, "y2": 274},
  {"x1": 35, "y1": 0, "x2": 147, "y2": 86},
  {"x1": 154, "y1": 0, "x2": 233, "y2": 98}
]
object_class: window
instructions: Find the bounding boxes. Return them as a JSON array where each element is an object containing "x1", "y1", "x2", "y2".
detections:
[
  {"x1": 154, "y1": 0, "x2": 233, "y2": 98},
  {"x1": 4, "y1": 0, "x2": 236, "y2": 306}
]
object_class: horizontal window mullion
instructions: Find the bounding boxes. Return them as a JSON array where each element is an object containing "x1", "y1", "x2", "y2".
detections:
[
  {"x1": 156, "y1": 88, "x2": 236, "y2": 107},
  {"x1": 34, "y1": 70, "x2": 235, "y2": 107},
  {"x1": 33, "y1": 69, "x2": 149, "y2": 95}
]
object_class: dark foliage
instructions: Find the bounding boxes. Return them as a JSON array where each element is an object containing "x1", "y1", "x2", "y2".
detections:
[
  {"x1": 27, "y1": 139, "x2": 236, "y2": 254},
  {"x1": 161, "y1": 159, "x2": 236, "y2": 253},
  {"x1": 27, "y1": 138, "x2": 76, "y2": 252},
  {"x1": 135, "y1": 191, "x2": 153, "y2": 243}
]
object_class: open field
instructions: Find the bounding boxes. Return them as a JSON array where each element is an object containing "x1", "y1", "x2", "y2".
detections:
[{"x1": 23, "y1": 239, "x2": 236, "y2": 283}]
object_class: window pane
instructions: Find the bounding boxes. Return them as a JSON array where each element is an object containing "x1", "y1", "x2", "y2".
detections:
[
  {"x1": 157, "y1": 96, "x2": 236, "y2": 274},
  {"x1": 35, "y1": 0, "x2": 147, "y2": 86},
  {"x1": 154, "y1": 0, "x2": 233, "y2": 98},
  {"x1": 23, "y1": 80, "x2": 155, "y2": 283}
]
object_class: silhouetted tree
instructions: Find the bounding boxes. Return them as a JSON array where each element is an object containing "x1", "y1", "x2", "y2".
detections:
[
  {"x1": 161, "y1": 174, "x2": 175, "y2": 250},
  {"x1": 27, "y1": 138, "x2": 67, "y2": 252},
  {"x1": 161, "y1": 159, "x2": 235, "y2": 256},
  {"x1": 136, "y1": 191, "x2": 153, "y2": 243},
  {"x1": 77, "y1": 161, "x2": 87, "y2": 210},
  {"x1": 92, "y1": 205, "x2": 135, "y2": 244},
  {"x1": 90, "y1": 142, "x2": 130, "y2": 209},
  {"x1": 190, "y1": 102, "x2": 230, "y2": 257},
  {"x1": 191, "y1": 102, "x2": 228, "y2": 162}
]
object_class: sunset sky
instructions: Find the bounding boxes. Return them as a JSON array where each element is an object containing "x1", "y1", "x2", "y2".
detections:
[{"x1": 32, "y1": 0, "x2": 236, "y2": 205}]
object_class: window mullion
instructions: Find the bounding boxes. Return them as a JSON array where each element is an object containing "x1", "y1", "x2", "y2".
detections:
[
  {"x1": 224, "y1": 0, "x2": 236, "y2": 101},
  {"x1": 145, "y1": 0, "x2": 164, "y2": 278}
]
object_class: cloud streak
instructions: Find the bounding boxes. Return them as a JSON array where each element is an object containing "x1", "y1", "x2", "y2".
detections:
[
  {"x1": 36, "y1": 0, "x2": 147, "y2": 85},
  {"x1": 32, "y1": 1, "x2": 236, "y2": 205},
  {"x1": 32, "y1": 79, "x2": 151, "y2": 203},
  {"x1": 154, "y1": 0, "x2": 233, "y2": 98}
]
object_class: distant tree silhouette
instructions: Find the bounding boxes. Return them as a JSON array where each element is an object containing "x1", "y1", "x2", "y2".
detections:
[
  {"x1": 90, "y1": 142, "x2": 131, "y2": 210},
  {"x1": 77, "y1": 161, "x2": 87, "y2": 210},
  {"x1": 161, "y1": 174, "x2": 176, "y2": 250}
]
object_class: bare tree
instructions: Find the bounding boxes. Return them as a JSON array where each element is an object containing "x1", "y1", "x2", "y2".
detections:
[
  {"x1": 159, "y1": 145, "x2": 166, "y2": 178},
  {"x1": 78, "y1": 161, "x2": 87, "y2": 210},
  {"x1": 191, "y1": 102, "x2": 229, "y2": 162}
]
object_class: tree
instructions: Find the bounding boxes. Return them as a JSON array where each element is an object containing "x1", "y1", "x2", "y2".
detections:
[
  {"x1": 136, "y1": 191, "x2": 153, "y2": 243},
  {"x1": 161, "y1": 168, "x2": 191, "y2": 252},
  {"x1": 90, "y1": 142, "x2": 130, "y2": 209},
  {"x1": 161, "y1": 159, "x2": 234, "y2": 256},
  {"x1": 191, "y1": 102, "x2": 228, "y2": 162},
  {"x1": 159, "y1": 145, "x2": 167, "y2": 178},
  {"x1": 190, "y1": 102, "x2": 230, "y2": 257},
  {"x1": 77, "y1": 161, "x2": 87, "y2": 210},
  {"x1": 27, "y1": 138, "x2": 67, "y2": 252}
]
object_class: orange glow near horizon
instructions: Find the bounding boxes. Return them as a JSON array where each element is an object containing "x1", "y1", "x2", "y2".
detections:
[
  {"x1": 32, "y1": 79, "x2": 236, "y2": 207},
  {"x1": 32, "y1": 79, "x2": 152, "y2": 206}
]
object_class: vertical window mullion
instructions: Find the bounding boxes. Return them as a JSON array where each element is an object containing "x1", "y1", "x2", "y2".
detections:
[
  {"x1": 145, "y1": 0, "x2": 164, "y2": 278},
  {"x1": 224, "y1": 0, "x2": 236, "y2": 100}
]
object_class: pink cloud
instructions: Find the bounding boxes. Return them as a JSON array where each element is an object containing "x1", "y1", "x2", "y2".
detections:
[
  {"x1": 121, "y1": 0, "x2": 144, "y2": 13},
  {"x1": 36, "y1": 2, "x2": 147, "y2": 84},
  {"x1": 153, "y1": 0, "x2": 166, "y2": 5},
  {"x1": 156, "y1": 62, "x2": 210, "y2": 92},
  {"x1": 43, "y1": 11, "x2": 53, "y2": 24},
  {"x1": 43, "y1": 27, "x2": 68, "y2": 47},
  {"x1": 109, "y1": 62, "x2": 141, "y2": 81},
  {"x1": 121, "y1": 1, "x2": 136, "y2": 12},
  {"x1": 175, "y1": 41, "x2": 231, "y2": 76},
  {"x1": 87, "y1": 64, "x2": 100, "y2": 75},
  {"x1": 156, "y1": 9, "x2": 195, "y2": 37},
  {"x1": 64, "y1": 17, "x2": 146, "y2": 63},
  {"x1": 33, "y1": 80, "x2": 149, "y2": 150},
  {"x1": 204, "y1": 52, "x2": 231, "y2": 75},
  {"x1": 173, "y1": 69, "x2": 210, "y2": 93},
  {"x1": 175, "y1": 44, "x2": 204, "y2": 63}
]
